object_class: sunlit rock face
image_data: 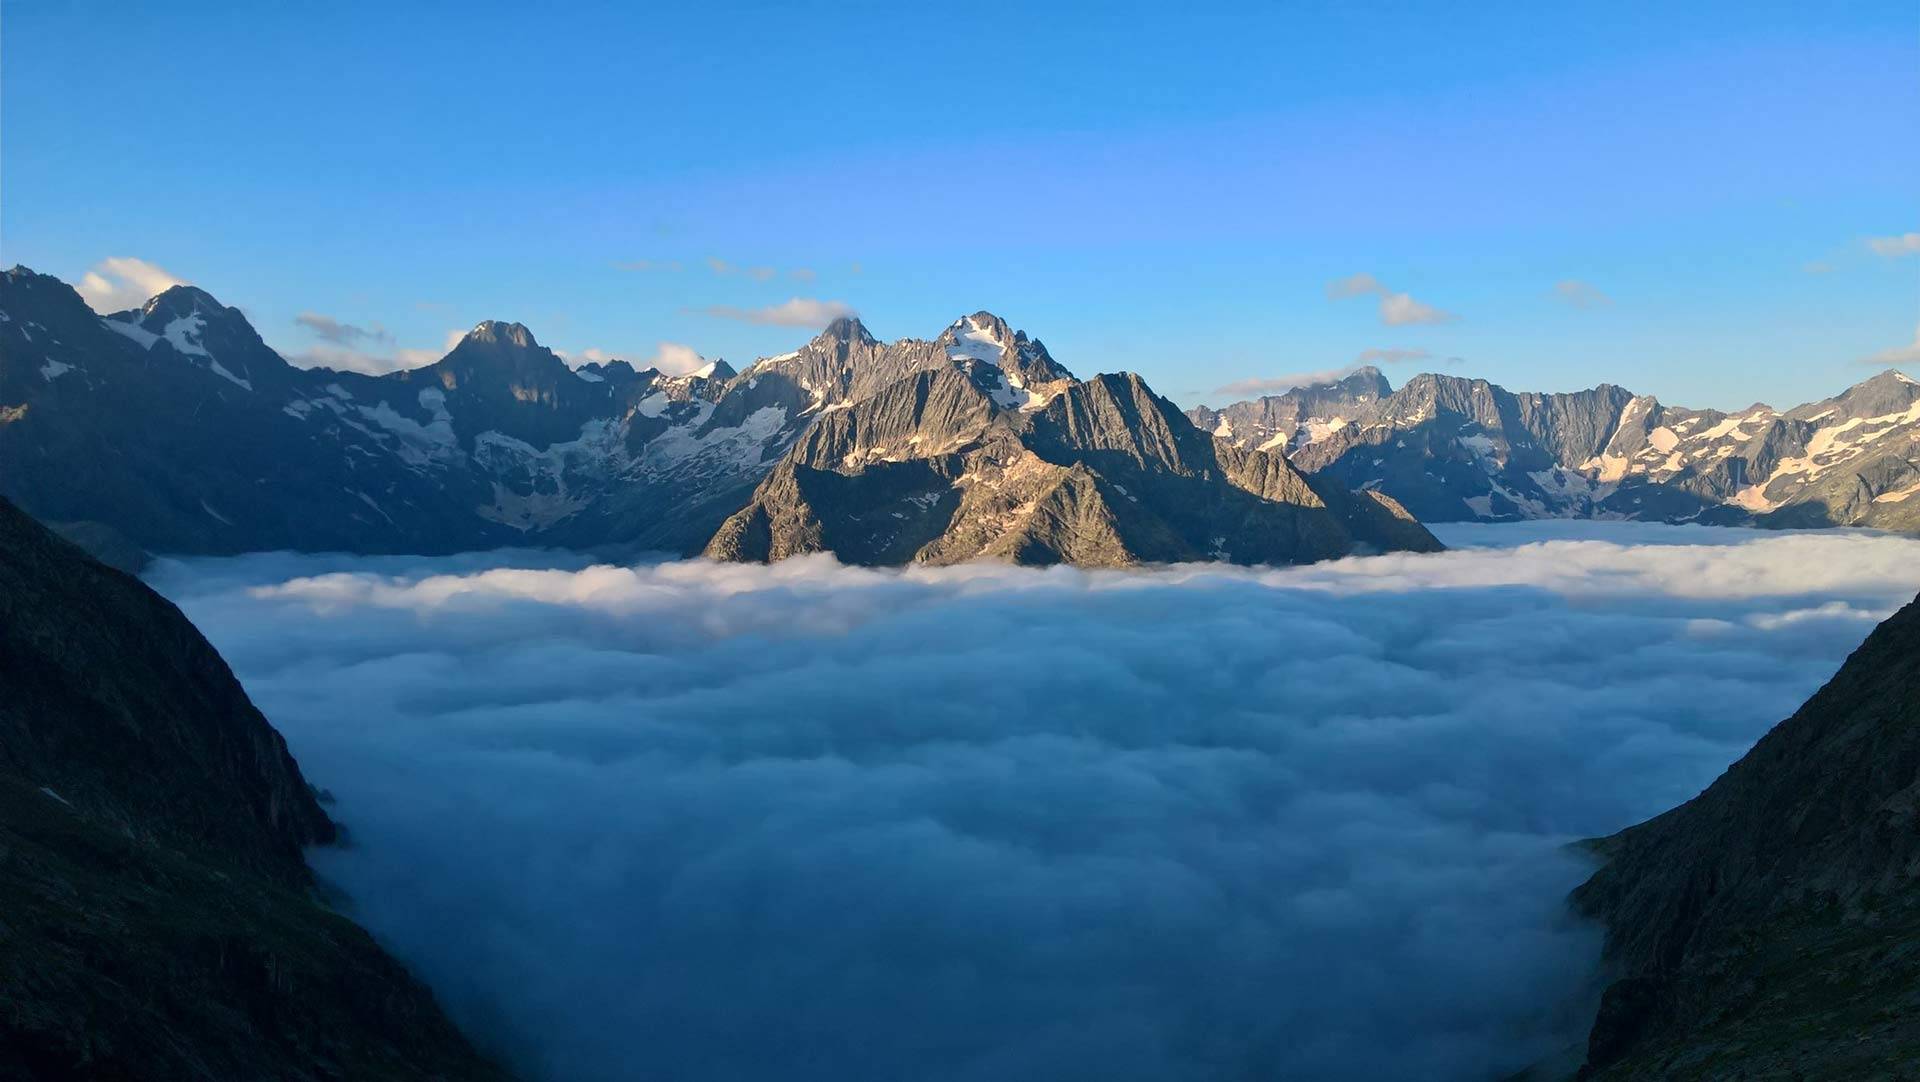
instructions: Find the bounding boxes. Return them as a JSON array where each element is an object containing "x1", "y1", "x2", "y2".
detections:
[{"x1": 1193, "y1": 367, "x2": 1920, "y2": 531}]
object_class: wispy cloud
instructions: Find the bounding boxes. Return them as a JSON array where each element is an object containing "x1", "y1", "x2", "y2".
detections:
[
  {"x1": 1553, "y1": 280, "x2": 1611, "y2": 309},
  {"x1": 1327, "y1": 272, "x2": 1458, "y2": 325},
  {"x1": 286, "y1": 329, "x2": 461, "y2": 375},
  {"x1": 700, "y1": 257, "x2": 825, "y2": 283},
  {"x1": 74, "y1": 256, "x2": 186, "y2": 313},
  {"x1": 700, "y1": 297, "x2": 854, "y2": 328},
  {"x1": 1325, "y1": 272, "x2": 1385, "y2": 299},
  {"x1": 1867, "y1": 232, "x2": 1920, "y2": 257},
  {"x1": 1211, "y1": 367, "x2": 1360, "y2": 399},
  {"x1": 1355, "y1": 347, "x2": 1434, "y2": 365},
  {"x1": 615, "y1": 259, "x2": 684, "y2": 273},
  {"x1": 1861, "y1": 326, "x2": 1920, "y2": 367},
  {"x1": 294, "y1": 312, "x2": 392, "y2": 346}
]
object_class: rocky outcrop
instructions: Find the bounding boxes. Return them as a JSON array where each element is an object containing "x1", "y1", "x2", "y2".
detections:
[
  {"x1": 1569, "y1": 592, "x2": 1920, "y2": 1079},
  {"x1": 0, "y1": 496, "x2": 506, "y2": 1080},
  {"x1": 706, "y1": 361, "x2": 1441, "y2": 567}
]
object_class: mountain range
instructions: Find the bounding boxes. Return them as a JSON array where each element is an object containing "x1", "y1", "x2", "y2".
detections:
[
  {"x1": 0, "y1": 268, "x2": 1435, "y2": 568},
  {"x1": 1191, "y1": 365, "x2": 1920, "y2": 532}
]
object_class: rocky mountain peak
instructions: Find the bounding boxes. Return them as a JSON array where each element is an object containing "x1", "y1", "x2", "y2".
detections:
[
  {"x1": 463, "y1": 319, "x2": 541, "y2": 349},
  {"x1": 1832, "y1": 368, "x2": 1920, "y2": 419},
  {"x1": 815, "y1": 315, "x2": 876, "y2": 347},
  {"x1": 119, "y1": 284, "x2": 247, "y2": 338},
  {"x1": 1340, "y1": 365, "x2": 1394, "y2": 396}
]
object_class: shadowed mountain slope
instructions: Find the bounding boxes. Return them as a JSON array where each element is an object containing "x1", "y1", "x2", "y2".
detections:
[
  {"x1": 0, "y1": 495, "x2": 506, "y2": 1080},
  {"x1": 1569, "y1": 592, "x2": 1920, "y2": 1079}
]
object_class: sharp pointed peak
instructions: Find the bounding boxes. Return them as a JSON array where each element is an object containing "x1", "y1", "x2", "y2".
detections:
[
  {"x1": 138, "y1": 284, "x2": 230, "y2": 320},
  {"x1": 813, "y1": 315, "x2": 875, "y2": 346}
]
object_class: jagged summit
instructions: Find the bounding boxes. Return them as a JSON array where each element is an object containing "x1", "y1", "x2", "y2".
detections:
[
  {"x1": 1195, "y1": 359, "x2": 1920, "y2": 531},
  {"x1": 462, "y1": 319, "x2": 541, "y2": 349},
  {"x1": 816, "y1": 315, "x2": 876, "y2": 346}
]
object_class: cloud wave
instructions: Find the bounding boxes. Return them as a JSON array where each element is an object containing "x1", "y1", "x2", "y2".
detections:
[{"x1": 149, "y1": 524, "x2": 1920, "y2": 1082}]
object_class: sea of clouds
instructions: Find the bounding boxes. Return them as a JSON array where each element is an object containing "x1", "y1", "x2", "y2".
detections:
[{"x1": 149, "y1": 522, "x2": 1920, "y2": 1081}]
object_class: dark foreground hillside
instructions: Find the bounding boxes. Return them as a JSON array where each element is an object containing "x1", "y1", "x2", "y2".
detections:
[
  {"x1": 0, "y1": 495, "x2": 506, "y2": 1080},
  {"x1": 1571, "y1": 592, "x2": 1920, "y2": 1078}
]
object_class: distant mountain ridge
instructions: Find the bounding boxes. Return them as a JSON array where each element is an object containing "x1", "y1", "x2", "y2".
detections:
[
  {"x1": 0, "y1": 269, "x2": 1436, "y2": 567},
  {"x1": 1191, "y1": 366, "x2": 1920, "y2": 531}
]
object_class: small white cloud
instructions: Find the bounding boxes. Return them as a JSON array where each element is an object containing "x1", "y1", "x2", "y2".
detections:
[
  {"x1": 700, "y1": 298, "x2": 855, "y2": 328},
  {"x1": 615, "y1": 259, "x2": 684, "y2": 273},
  {"x1": 1861, "y1": 326, "x2": 1920, "y2": 367},
  {"x1": 747, "y1": 266, "x2": 777, "y2": 283},
  {"x1": 1328, "y1": 272, "x2": 1457, "y2": 325},
  {"x1": 1379, "y1": 292, "x2": 1457, "y2": 326},
  {"x1": 1553, "y1": 280, "x2": 1612, "y2": 309},
  {"x1": 706, "y1": 257, "x2": 735, "y2": 276},
  {"x1": 1867, "y1": 232, "x2": 1920, "y2": 257},
  {"x1": 647, "y1": 342, "x2": 708, "y2": 375},
  {"x1": 74, "y1": 257, "x2": 186, "y2": 313},
  {"x1": 789, "y1": 267, "x2": 818, "y2": 284}
]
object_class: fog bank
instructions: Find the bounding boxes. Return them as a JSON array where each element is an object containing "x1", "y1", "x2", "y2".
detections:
[{"x1": 150, "y1": 524, "x2": 1920, "y2": 1081}]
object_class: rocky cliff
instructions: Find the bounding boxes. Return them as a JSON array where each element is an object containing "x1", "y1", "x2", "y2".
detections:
[
  {"x1": 1569, "y1": 592, "x2": 1920, "y2": 1078},
  {"x1": 0, "y1": 495, "x2": 506, "y2": 1080}
]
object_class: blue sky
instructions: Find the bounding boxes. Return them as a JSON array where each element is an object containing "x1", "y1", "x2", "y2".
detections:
[{"x1": 3, "y1": 1, "x2": 1915, "y2": 408}]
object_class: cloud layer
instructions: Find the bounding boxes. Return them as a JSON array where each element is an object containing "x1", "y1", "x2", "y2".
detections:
[{"x1": 149, "y1": 525, "x2": 1920, "y2": 1082}]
